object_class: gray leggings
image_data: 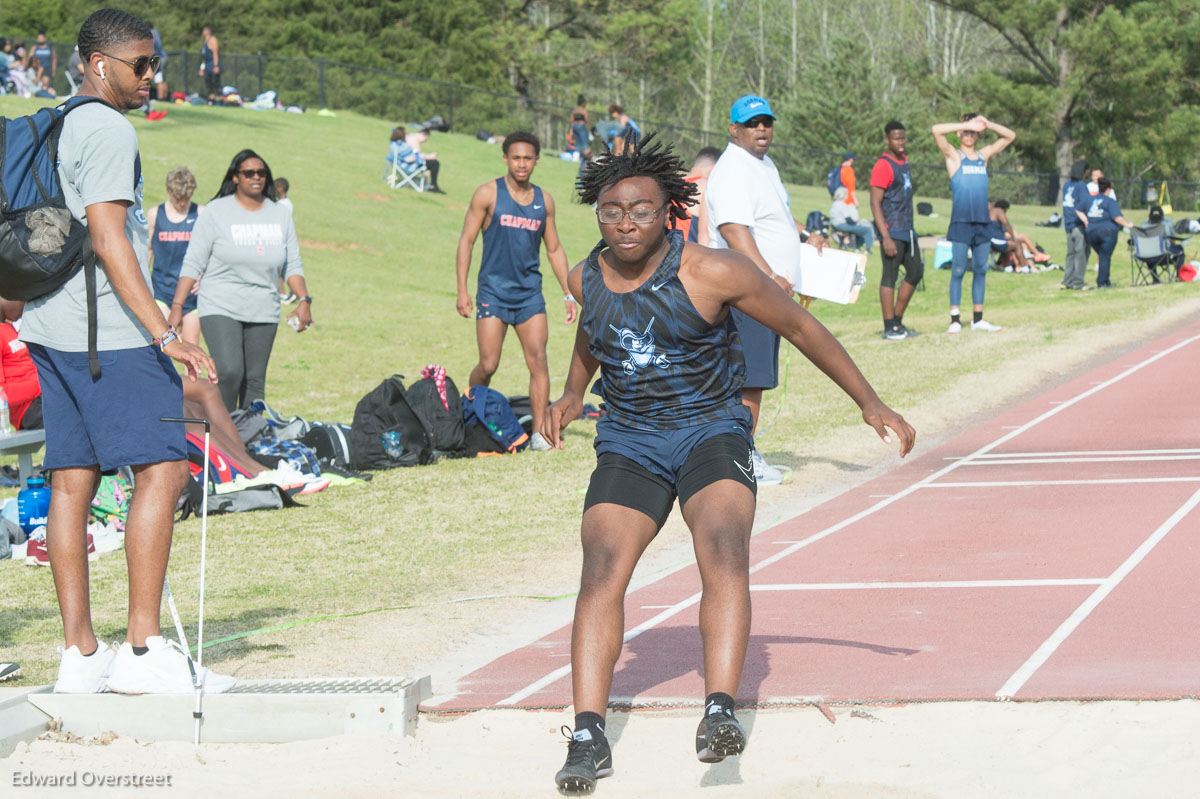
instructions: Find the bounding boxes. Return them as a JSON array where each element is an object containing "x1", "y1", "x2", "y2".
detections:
[{"x1": 200, "y1": 315, "x2": 278, "y2": 411}]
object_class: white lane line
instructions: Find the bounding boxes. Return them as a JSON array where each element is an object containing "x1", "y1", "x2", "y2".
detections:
[
  {"x1": 924, "y1": 477, "x2": 1200, "y2": 488},
  {"x1": 996, "y1": 486, "x2": 1200, "y2": 698},
  {"x1": 751, "y1": 579, "x2": 1105, "y2": 591},
  {"x1": 498, "y1": 332, "x2": 1200, "y2": 706},
  {"x1": 977, "y1": 449, "x2": 1200, "y2": 458},
  {"x1": 961, "y1": 455, "x2": 1200, "y2": 466}
]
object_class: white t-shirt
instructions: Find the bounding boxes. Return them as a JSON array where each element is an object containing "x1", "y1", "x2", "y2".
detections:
[
  {"x1": 706, "y1": 141, "x2": 804, "y2": 284},
  {"x1": 21, "y1": 102, "x2": 152, "y2": 352}
]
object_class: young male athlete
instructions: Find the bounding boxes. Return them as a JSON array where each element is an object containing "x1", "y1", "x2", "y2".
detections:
[
  {"x1": 455, "y1": 131, "x2": 576, "y2": 447},
  {"x1": 931, "y1": 113, "x2": 1015, "y2": 333},
  {"x1": 542, "y1": 134, "x2": 915, "y2": 795},
  {"x1": 869, "y1": 120, "x2": 922, "y2": 340}
]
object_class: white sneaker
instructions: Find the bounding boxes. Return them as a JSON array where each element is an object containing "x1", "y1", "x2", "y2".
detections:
[
  {"x1": 106, "y1": 635, "x2": 237, "y2": 695},
  {"x1": 54, "y1": 640, "x2": 116, "y2": 693},
  {"x1": 947, "y1": 321, "x2": 962, "y2": 334},
  {"x1": 751, "y1": 449, "x2": 784, "y2": 486},
  {"x1": 529, "y1": 431, "x2": 552, "y2": 452},
  {"x1": 971, "y1": 319, "x2": 1003, "y2": 332}
]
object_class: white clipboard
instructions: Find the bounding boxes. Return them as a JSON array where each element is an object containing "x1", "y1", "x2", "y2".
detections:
[{"x1": 790, "y1": 243, "x2": 868, "y2": 304}]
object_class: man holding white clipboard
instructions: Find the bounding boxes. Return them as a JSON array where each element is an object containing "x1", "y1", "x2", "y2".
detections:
[{"x1": 706, "y1": 94, "x2": 829, "y2": 485}]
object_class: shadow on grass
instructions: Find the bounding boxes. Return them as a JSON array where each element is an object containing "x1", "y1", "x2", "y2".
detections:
[{"x1": 0, "y1": 606, "x2": 58, "y2": 647}]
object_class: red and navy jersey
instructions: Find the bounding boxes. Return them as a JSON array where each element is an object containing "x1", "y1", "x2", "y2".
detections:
[
  {"x1": 870, "y1": 153, "x2": 914, "y2": 240},
  {"x1": 150, "y1": 202, "x2": 199, "y2": 313},
  {"x1": 479, "y1": 178, "x2": 546, "y2": 304},
  {"x1": 581, "y1": 231, "x2": 749, "y2": 431}
]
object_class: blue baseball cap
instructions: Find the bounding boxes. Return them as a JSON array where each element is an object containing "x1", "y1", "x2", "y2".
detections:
[{"x1": 730, "y1": 95, "x2": 775, "y2": 124}]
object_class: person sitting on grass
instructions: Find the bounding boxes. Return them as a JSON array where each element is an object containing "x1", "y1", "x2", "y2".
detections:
[
  {"x1": 829, "y1": 186, "x2": 874, "y2": 253},
  {"x1": 542, "y1": 132, "x2": 914, "y2": 795},
  {"x1": 987, "y1": 200, "x2": 1034, "y2": 272}
]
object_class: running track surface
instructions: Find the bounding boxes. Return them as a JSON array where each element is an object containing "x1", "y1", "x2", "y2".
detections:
[{"x1": 425, "y1": 318, "x2": 1200, "y2": 711}]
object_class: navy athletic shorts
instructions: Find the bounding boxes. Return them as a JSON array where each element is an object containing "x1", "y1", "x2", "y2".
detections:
[
  {"x1": 476, "y1": 291, "x2": 546, "y2": 326},
  {"x1": 586, "y1": 417, "x2": 756, "y2": 527},
  {"x1": 730, "y1": 307, "x2": 779, "y2": 390},
  {"x1": 27, "y1": 343, "x2": 186, "y2": 472},
  {"x1": 947, "y1": 220, "x2": 992, "y2": 248}
]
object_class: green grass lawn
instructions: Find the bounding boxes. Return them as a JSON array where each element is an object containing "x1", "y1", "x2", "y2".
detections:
[{"x1": 2, "y1": 96, "x2": 1198, "y2": 684}]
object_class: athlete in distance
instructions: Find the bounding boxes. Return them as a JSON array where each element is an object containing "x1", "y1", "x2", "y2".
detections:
[{"x1": 541, "y1": 132, "x2": 915, "y2": 795}]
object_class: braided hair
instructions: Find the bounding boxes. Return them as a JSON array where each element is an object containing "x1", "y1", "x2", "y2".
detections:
[
  {"x1": 78, "y1": 8, "x2": 152, "y2": 61},
  {"x1": 577, "y1": 131, "x2": 698, "y2": 227}
]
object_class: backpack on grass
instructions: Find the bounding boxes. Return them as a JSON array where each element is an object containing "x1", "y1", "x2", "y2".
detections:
[
  {"x1": 407, "y1": 365, "x2": 465, "y2": 456},
  {"x1": 349, "y1": 375, "x2": 433, "y2": 469},
  {"x1": 462, "y1": 385, "x2": 529, "y2": 454},
  {"x1": 0, "y1": 97, "x2": 115, "y2": 378}
]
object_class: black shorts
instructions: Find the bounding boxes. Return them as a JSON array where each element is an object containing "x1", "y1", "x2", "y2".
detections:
[
  {"x1": 880, "y1": 236, "x2": 924, "y2": 289},
  {"x1": 584, "y1": 433, "x2": 756, "y2": 529}
]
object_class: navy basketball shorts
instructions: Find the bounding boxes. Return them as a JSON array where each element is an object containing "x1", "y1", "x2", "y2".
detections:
[
  {"x1": 585, "y1": 417, "x2": 757, "y2": 529},
  {"x1": 476, "y1": 291, "x2": 546, "y2": 326},
  {"x1": 729, "y1": 307, "x2": 779, "y2": 390},
  {"x1": 27, "y1": 343, "x2": 186, "y2": 472}
]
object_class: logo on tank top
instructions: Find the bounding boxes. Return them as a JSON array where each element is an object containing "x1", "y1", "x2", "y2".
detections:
[
  {"x1": 902, "y1": 173, "x2": 912, "y2": 192},
  {"x1": 961, "y1": 164, "x2": 987, "y2": 175},
  {"x1": 499, "y1": 214, "x2": 543, "y2": 232},
  {"x1": 609, "y1": 317, "x2": 671, "y2": 375}
]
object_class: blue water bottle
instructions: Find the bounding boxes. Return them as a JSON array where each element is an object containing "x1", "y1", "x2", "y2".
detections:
[
  {"x1": 381, "y1": 430, "x2": 404, "y2": 460},
  {"x1": 18, "y1": 475, "x2": 51, "y2": 540}
]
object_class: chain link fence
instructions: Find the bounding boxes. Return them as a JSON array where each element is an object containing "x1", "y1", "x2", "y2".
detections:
[{"x1": 8, "y1": 37, "x2": 1198, "y2": 212}]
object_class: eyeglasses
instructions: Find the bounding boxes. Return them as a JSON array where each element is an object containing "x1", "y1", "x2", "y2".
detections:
[
  {"x1": 596, "y1": 205, "x2": 664, "y2": 225},
  {"x1": 100, "y1": 52, "x2": 160, "y2": 78},
  {"x1": 238, "y1": 168, "x2": 268, "y2": 179},
  {"x1": 740, "y1": 116, "x2": 774, "y2": 129}
]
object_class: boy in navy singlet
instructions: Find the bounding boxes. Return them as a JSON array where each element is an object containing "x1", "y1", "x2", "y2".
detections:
[
  {"x1": 931, "y1": 112, "x2": 1015, "y2": 334},
  {"x1": 869, "y1": 120, "x2": 922, "y2": 340},
  {"x1": 543, "y1": 133, "x2": 915, "y2": 795},
  {"x1": 148, "y1": 166, "x2": 204, "y2": 344},
  {"x1": 456, "y1": 131, "x2": 576, "y2": 446}
]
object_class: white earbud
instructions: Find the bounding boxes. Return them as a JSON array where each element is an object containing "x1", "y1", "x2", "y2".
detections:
[{"x1": 98, "y1": 62, "x2": 106, "y2": 80}]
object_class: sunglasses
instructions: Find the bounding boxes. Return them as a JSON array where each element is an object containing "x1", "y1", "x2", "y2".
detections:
[
  {"x1": 238, "y1": 168, "x2": 269, "y2": 179},
  {"x1": 596, "y1": 205, "x2": 664, "y2": 225},
  {"x1": 740, "y1": 116, "x2": 774, "y2": 129},
  {"x1": 101, "y1": 52, "x2": 160, "y2": 78}
]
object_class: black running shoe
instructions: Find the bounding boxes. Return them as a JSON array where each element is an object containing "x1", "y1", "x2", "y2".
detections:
[
  {"x1": 555, "y1": 725, "x2": 613, "y2": 795},
  {"x1": 695, "y1": 710, "x2": 746, "y2": 763}
]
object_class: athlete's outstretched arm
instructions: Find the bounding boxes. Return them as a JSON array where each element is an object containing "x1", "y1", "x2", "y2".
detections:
[
  {"x1": 540, "y1": 191, "x2": 577, "y2": 324},
  {"x1": 714, "y1": 252, "x2": 915, "y2": 456},
  {"x1": 455, "y1": 182, "x2": 495, "y2": 318},
  {"x1": 542, "y1": 265, "x2": 599, "y2": 449}
]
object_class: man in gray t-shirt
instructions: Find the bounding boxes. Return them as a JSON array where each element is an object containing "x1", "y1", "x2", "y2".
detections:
[{"x1": 20, "y1": 9, "x2": 232, "y2": 696}]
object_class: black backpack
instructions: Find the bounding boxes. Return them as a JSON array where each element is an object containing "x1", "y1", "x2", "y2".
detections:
[
  {"x1": 349, "y1": 375, "x2": 433, "y2": 470},
  {"x1": 406, "y1": 374, "x2": 465, "y2": 456},
  {"x1": 0, "y1": 96, "x2": 117, "y2": 378},
  {"x1": 299, "y1": 422, "x2": 353, "y2": 464}
]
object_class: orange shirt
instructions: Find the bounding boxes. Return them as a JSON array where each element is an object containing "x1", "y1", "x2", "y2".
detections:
[{"x1": 840, "y1": 163, "x2": 857, "y2": 205}]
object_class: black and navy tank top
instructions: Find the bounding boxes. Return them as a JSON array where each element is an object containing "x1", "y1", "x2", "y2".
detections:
[
  {"x1": 479, "y1": 178, "x2": 546, "y2": 304},
  {"x1": 874, "y1": 154, "x2": 914, "y2": 240},
  {"x1": 582, "y1": 231, "x2": 749, "y2": 430},
  {"x1": 151, "y1": 202, "x2": 199, "y2": 313}
]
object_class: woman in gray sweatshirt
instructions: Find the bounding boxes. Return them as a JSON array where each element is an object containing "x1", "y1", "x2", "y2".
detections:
[{"x1": 171, "y1": 149, "x2": 313, "y2": 411}]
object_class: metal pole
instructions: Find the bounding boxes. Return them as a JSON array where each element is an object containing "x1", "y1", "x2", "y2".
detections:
[
  {"x1": 257, "y1": 52, "x2": 263, "y2": 98},
  {"x1": 181, "y1": 50, "x2": 188, "y2": 96},
  {"x1": 318, "y1": 58, "x2": 326, "y2": 109},
  {"x1": 447, "y1": 86, "x2": 454, "y2": 132}
]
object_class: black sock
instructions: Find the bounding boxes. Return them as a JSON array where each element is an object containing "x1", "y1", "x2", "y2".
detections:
[
  {"x1": 705, "y1": 691, "x2": 735, "y2": 717},
  {"x1": 973, "y1": 310, "x2": 983, "y2": 323},
  {"x1": 951, "y1": 312, "x2": 960, "y2": 324},
  {"x1": 132, "y1": 645, "x2": 149, "y2": 656},
  {"x1": 883, "y1": 317, "x2": 895, "y2": 330},
  {"x1": 574, "y1": 711, "x2": 606, "y2": 739},
  {"x1": 894, "y1": 313, "x2": 903, "y2": 326}
]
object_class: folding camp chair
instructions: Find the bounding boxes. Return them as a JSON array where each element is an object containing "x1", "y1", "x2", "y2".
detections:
[
  {"x1": 384, "y1": 140, "x2": 429, "y2": 192},
  {"x1": 1129, "y1": 226, "x2": 1178, "y2": 286},
  {"x1": 64, "y1": 67, "x2": 80, "y2": 97}
]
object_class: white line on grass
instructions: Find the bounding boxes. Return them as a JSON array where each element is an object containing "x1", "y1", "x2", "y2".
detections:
[
  {"x1": 497, "y1": 332, "x2": 1200, "y2": 707},
  {"x1": 996, "y1": 486, "x2": 1200, "y2": 698}
]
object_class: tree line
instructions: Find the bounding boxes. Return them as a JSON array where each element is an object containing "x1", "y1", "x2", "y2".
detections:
[{"x1": 6, "y1": 0, "x2": 1200, "y2": 191}]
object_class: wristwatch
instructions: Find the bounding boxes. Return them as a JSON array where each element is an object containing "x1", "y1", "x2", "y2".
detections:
[{"x1": 299, "y1": 296, "x2": 313, "y2": 304}]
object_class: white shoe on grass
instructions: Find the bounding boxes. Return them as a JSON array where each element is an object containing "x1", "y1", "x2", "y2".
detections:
[
  {"x1": 54, "y1": 640, "x2": 116, "y2": 693},
  {"x1": 530, "y1": 431, "x2": 552, "y2": 452},
  {"x1": 947, "y1": 321, "x2": 962, "y2": 334},
  {"x1": 106, "y1": 636, "x2": 236, "y2": 695},
  {"x1": 971, "y1": 319, "x2": 1003, "y2": 332}
]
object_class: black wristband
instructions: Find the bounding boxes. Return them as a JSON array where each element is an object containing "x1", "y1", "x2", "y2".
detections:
[
  {"x1": 299, "y1": 296, "x2": 313, "y2": 304},
  {"x1": 799, "y1": 228, "x2": 811, "y2": 244}
]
